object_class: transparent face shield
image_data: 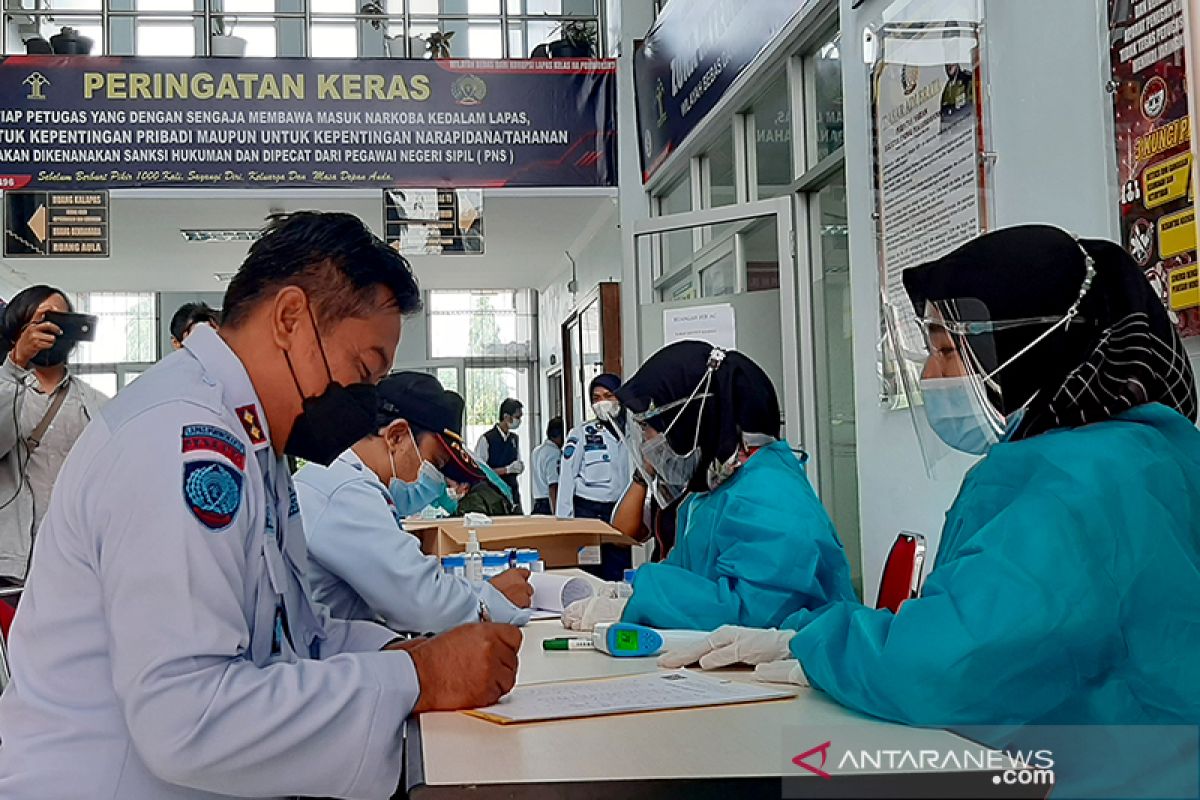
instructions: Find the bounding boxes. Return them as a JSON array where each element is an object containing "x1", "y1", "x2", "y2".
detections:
[
  {"x1": 619, "y1": 349, "x2": 725, "y2": 507},
  {"x1": 891, "y1": 237, "x2": 1097, "y2": 476}
]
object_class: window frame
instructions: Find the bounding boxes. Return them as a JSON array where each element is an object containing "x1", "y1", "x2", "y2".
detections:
[{"x1": 2, "y1": 0, "x2": 605, "y2": 57}]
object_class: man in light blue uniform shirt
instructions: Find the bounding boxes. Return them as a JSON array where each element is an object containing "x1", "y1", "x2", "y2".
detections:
[
  {"x1": 296, "y1": 371, "x2": 533, "y2": 632},
  {"x1": 529, "y1": 415, "x2": 564, "y2": 515},
  {"x1": 0, "y1": 213, "x2": 520, "y2": 800}
]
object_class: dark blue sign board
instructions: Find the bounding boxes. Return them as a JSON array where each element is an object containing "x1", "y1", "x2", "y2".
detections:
[
  {"x1": 633, "y1": 0, "x2": 812, "y2": 182},
  {"x1": 0, "y1": 56, "x2": 616, "y2": 190}
]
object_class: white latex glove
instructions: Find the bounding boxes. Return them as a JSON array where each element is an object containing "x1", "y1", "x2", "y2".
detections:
[
  {"x1": 754, "y1": 659, "x2": 809, "y2": 687},
  {"x1": 561, "y1": 596, "x2": 628, "y2": 631},
  {"x1": 506, "y1": 460, "x2": 525, "y2": 475},
  {"x1": 657, "y1": 625, "x2": 797, "y2": 670}
]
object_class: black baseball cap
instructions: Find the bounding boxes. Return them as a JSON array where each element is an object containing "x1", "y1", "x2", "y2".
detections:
[{"x1": 377, "y1": 372, "x2": 484, "y2": 482}]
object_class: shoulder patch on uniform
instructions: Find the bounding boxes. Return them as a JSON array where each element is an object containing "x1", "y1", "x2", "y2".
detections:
[
  {"x1": 182, "y1": 424, "x2": 246, "y2": 470},
  {"x1": 184, "y1": 460, "x2": 244, "y2": 531},
  {"x1": 235, "y1": 404, "x2": 268, "y2": 447},
  {"x1": 563, "y1": 444, "x2": 576, "y2": 459}
]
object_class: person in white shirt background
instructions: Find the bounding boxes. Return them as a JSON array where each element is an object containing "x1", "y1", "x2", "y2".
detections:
[
  {"x1": 529, "y1": 415, "x2": 564, "y2": 515},
  {"x1": 0, "y1": 212, "x2": 520, "y2": 800},
  {"x1": 0, "y1": 286, "x2": 107, "y2": 602},
  {"x1": 475, "y1": 397, "x2": 525, "y2": 514},
  {"x1": 295, "y1": 370, "x2": 533, "y2": 633},
  {"x1": 168, "y1": 301, "x2": 220, "y2": 350}
]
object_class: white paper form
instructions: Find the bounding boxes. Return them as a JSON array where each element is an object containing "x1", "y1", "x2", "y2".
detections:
[{"x1": 466, "y1": 670, "x2": 795, "y2": 725}]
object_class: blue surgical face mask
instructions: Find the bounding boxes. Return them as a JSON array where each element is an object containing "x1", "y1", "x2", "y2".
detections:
[
  {"x1": 431, "y1": 486, "x2": 459, "y2": 515},
  {"x1": 388, "y1": 455, "x2": 446, "y2": 518},
  {"x1": 920, "y1": 377, "x2": 999, "y2": 456}
]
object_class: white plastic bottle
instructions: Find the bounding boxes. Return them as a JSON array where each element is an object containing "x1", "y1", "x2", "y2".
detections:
[{"x1": 464, "y1": 529, "x2": 484, "y2": 586}]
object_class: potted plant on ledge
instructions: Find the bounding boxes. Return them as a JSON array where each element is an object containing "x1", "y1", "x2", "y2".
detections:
[{"x1": 210, "y1": 16, "x2": 247, "y2": 57}]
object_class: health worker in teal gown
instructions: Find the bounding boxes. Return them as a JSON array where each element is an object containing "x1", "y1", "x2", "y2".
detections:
[
  {"x1": 561, "y1": 341, "x2": 857, "y2": 633},
  {"x1": 662, "y1": 226, "x2": 1200, "y2": 797}
]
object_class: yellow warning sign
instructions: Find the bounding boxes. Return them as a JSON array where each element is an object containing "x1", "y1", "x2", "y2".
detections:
[
  {"x1": 1170, "y1": 265, "x2": 1200, "y2": 310},
  {"x1": 1143, "y1": 152, "x2": 1193, "y2": 210},
  {"x1": 1157, "y1": 207, "x2": 1196, "y2": 259}
]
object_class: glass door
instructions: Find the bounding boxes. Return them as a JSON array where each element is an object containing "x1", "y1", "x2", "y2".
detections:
[
  {"x1": 804, "y1": 171, "x2": 862, "y2": 592},
  {"x1": 632, "y1": 197, "x2": 814, "y2": 451}
]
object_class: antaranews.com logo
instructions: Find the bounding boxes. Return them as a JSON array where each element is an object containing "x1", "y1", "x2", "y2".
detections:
[
  {"x1": 790, "y1": 739, "x2": 1053, "y2": 787},
  {"x1": 783, "y1": 724, "x2": 1199, "y2": 800}
]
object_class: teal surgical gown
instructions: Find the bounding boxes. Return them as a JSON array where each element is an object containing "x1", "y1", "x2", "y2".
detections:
[
  {"x1": 621, "y1": 440, "x2": 857, "y2": 631},
  {"x1": 787, "y1": 404, "x2": 1200, "y2": 795}
]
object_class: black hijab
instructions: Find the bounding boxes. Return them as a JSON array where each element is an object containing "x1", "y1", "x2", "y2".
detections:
[
  {"x1": 903, "y1": 225, "x2": 1197, "y2": 440},
  {"x1": 616, "y1": 341, "x2": 781, "y2": 492}
]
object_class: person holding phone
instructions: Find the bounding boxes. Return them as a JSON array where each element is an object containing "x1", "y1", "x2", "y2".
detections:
[{"x1": 0, "y1": 285, "x2": 107, "y2": 596}]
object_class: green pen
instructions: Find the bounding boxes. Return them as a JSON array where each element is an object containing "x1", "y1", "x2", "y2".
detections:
[{"x1": 542, "y1": 637, "x2": 595, "y2": 651}]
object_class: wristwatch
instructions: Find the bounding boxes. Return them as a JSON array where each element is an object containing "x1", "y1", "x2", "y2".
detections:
[{"x1": 478, "y1": 598, "x2": 492, "y2": 623}]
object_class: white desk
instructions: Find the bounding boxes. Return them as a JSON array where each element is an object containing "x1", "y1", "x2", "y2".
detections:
[{"x1": 402, "y1": 621, "x2": 1046, "y2": 799}]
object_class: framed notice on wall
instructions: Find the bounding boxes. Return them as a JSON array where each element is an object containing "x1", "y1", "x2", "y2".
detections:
[
  {"x1": 3, "y1": 190, "x2": 108, "y2": 258},
  {"x1": 1109, "y1": 0, "x2": 1200, "y2": 338},
  {"x1": 868, "y1": 2, "x2": 988, "y2": 408},
  {"x1": 384, "y1": 189, "x2": 483, "y2": 256}
]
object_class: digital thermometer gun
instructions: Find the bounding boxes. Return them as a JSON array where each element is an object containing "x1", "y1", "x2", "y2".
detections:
[{"x1": 542, "y1": 622, "x2": 664, "y2": 657}]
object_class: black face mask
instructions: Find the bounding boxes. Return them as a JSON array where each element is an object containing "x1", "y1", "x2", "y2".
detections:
[
  {"x1": 30, "y1": 336, "x2": 74, "y2": 368},
  {"x1": 283, "y1": 309, "x2": 379, "y2": 467}
]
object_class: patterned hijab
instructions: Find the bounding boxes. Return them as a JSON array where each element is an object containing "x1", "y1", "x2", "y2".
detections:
[{"x1": 903, "y1": 225, "x2": 1197, "y2": 440}]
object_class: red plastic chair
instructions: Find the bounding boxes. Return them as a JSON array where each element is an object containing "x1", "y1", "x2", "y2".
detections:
[
  {"x1": 0, "y1": 592, "x2": 16, "y2": 640},
  {"x1": 875, "y1": 532, "x2": 927, "y2": 613},
  {"x1": 0, "y1": 588, "x2": 16, "y2": 693}
]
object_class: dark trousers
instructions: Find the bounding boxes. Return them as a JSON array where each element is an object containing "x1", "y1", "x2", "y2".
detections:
[
  {"x1": 531, "y1": 498, "x2": 552, "y2": 516},
  {"x1": 574, "y1": 497, "x2": 631, "y2": 581}
]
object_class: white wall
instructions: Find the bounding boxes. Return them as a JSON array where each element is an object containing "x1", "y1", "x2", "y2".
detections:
[
  {"x1": 536, "y1": 201, "x2": 622, "y2": 424},
  {"x1": 393, "y1": 306, "x2": 430, "y2": 370},
  {"x1": 842, "y1": 0, "x2": 1200, "y2": 600},
  {"x1": 638, "y1": 291, "x2": 785, "y2": 399}
]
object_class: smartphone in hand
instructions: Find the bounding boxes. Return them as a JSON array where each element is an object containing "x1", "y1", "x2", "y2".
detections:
[{"x1": 42, "y1": 311, "x2": 98, "y2": 343}]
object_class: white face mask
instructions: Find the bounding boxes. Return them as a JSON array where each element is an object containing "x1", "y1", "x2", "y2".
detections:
[{"x1": 593, "y1": 399, "x2": 620, "y2": 421}]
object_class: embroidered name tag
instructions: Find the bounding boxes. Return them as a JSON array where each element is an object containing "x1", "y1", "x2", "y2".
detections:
[{"x1": 182, "y1": 424, "x2": 246, "y2": 470}]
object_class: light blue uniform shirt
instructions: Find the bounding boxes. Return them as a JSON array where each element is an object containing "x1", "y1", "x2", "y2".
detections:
[
  {"x1": 555, "y1": 420, "x2": 631, "y2": 516},
  {"x1": 0, "y1": 325, "x2": 417, "y2": 800},
  {"x1": 530, "y1": 439, "x2": 561, "y2": 502},
  {"x1": 295, "y1": 449, "x2": 528, "y2": 631}
]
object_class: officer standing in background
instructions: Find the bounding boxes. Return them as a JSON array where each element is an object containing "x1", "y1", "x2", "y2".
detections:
[
  {"x1": 556, "y1": 374, "x2": 631, "y2": 521},
  {"x1": 0, "y1": 212, "x2": 520, "y2": 800},
  {"x1": 475, "y1": 397, "x2": 525, "y2": 514},
  {"x1": 530, "y1": 416, "x2": 564, "y2": 515},
  {"x1": 168, "y1": 301, "x2": 220, "y2": 349}
]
